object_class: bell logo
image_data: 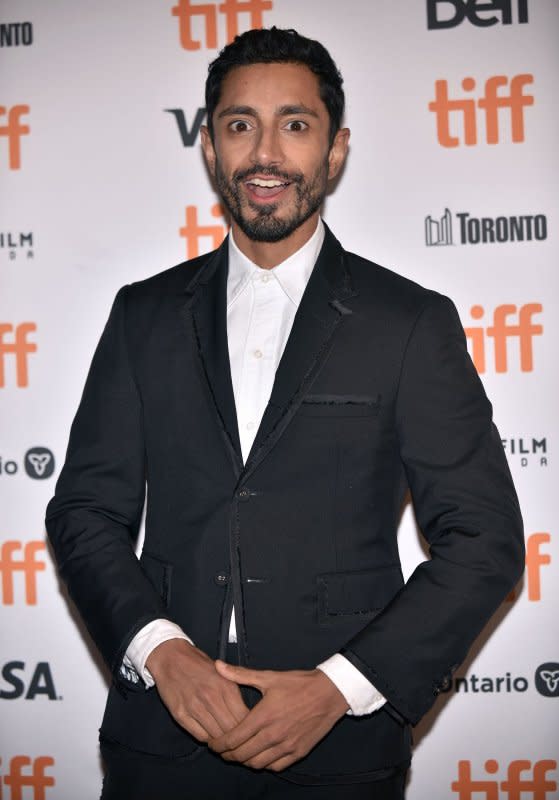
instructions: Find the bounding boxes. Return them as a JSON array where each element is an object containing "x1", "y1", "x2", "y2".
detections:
[
  {"x1": 0, "y1": 541, "x2": 46, "y2": 605},
  {"x1": 451, "y1": 759, "x2": 557, "y2": 798},
  {"x1": 180, "y1": 203, "x2": 228, "y2": 258},
  {"x1": 0, "y1": 323, "x2": 37, "y2": 388},
  {"x1": 0, "y1": 756, "x2": 55, "y2": 799},
  {"x1": 429, "y1": 74, "x2": 534, "y2": 147},
  {"x1": 0, "y1": 105, "x2": 30, "y2": 169},
  {"x1": 463, "y1": 303, "x2": 542, "y2": 374},
  {"x1": 427, "y1": 0, "x2": 529, "y2": 29},
  {"x1": 171, "y1": 0, "x2": 273, "y2": 51}
]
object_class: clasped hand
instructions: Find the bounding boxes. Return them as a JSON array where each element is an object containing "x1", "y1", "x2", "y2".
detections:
[
  {"x1": 146, "y1": 640, "x2": 349, "y2": 772},
  {"x1": 208, "y1": 661, "x2": 349, "y2": 771}
]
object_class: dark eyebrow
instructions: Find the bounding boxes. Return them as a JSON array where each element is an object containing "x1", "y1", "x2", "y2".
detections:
[
  {"x1": 217, "y1": 105, "x2": 257, "y2": 119},
  {"x1": 277, "y1": 104, "x2": 319, "y2": 119},
  {"x1": 217, "y1": 104, "x2": 319, "y2": 120}
]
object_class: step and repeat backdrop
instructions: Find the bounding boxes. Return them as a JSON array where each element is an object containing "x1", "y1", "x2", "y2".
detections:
[{"x1": 1, "y1": 1, "x2": 558, "y2": 797}]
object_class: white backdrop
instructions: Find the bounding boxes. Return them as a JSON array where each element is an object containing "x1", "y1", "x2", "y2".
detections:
[{"x1": 1, "y1": 1, "x2": 558, "y2": 797}]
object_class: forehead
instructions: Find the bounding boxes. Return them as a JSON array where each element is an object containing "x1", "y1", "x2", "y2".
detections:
[{"x1": 217, "y1": 62, "x2": 326, "y2": 114}]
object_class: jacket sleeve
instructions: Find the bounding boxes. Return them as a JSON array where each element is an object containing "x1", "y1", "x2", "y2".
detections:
[
  {"x1": 341, "y1": 293, "x2": 524, "y2": 724},
  {"x1": 46, "y1": 287, "x2": 171, "y2": 684}
]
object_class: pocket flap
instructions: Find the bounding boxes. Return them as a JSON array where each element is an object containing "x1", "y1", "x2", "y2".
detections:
[{"x1": 318, "y1": 566, "x2": 402, "y2": 619}]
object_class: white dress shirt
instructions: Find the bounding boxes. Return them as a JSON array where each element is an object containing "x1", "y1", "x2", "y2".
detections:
[{"x1": 123, "y1": 219, "x2": 386, "y2": 716}]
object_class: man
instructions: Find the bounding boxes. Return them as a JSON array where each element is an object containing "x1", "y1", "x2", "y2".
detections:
[{"x1": 46, "y1": 27, "x2": 524, "y2": 800}]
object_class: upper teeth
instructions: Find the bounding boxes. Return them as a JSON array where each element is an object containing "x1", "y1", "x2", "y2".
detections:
[{"x1": 249, "y1": 178, "x2": 285, "y2": 187}]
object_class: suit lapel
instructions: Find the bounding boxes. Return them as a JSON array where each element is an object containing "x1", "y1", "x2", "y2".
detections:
[
  {"x1": 183, "y1": 239, "x2": 243, "y2": 474},
  {"x1": 242, "y1": 225, "x2": 357, "y2": 480},
  {"x1": 180, "y1": 226, "x2": 358, "y2": 483}
]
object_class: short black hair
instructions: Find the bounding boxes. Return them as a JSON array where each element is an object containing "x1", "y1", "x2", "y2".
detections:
[{"x1": 205, "y1": 27, "x2": 345, "y2": 146}]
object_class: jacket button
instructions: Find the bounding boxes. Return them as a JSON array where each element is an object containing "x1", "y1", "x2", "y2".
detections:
[
  {"x1": 237, "y1": 487, "x2": 250, "y2": 500},
  {"x1": 441, "y1": 676, "x2": 451, "y2": 690},
  {"x1": 214, "y1": 573, "x2": 229, "y2": 586}
]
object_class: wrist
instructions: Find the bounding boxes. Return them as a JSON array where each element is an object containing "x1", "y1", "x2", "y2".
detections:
[
  {"x1": 313, "y1": 669, "x2": 350, "y2": 716},
  {"x1": 145, "y1": 637, "x2": 195, "y2": 680}
]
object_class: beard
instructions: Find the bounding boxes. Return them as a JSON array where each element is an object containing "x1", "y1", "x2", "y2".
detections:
[{"x1": 214, "y1": 159, "x2": 329, "y2": 243}]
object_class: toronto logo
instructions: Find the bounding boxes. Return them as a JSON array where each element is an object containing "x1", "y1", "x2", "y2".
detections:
[{"x1": 425, "y1": 209, "x2": 547, "y2": 246}]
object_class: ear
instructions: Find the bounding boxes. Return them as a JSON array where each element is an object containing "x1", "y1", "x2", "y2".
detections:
[
  {"x1": 200, "y1": 125, "x2": 217, "y2": 177},
  {"x1": 327, "y1": 127, "x2": 350, "y2": 181}
]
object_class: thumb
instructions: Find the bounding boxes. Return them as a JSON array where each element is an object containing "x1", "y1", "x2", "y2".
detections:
[{"x1": 215, "y1": 660, "x2": 270, "y2": 690}]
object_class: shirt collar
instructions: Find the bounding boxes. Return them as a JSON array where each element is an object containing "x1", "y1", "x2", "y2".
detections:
[{"x1": 227, "y1": 218, "x2": 325, "y2": 309}]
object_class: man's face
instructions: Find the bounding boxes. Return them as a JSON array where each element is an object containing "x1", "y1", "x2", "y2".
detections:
[{"x1": 201, "y1": 62, "x2": 348, "y2": 243}]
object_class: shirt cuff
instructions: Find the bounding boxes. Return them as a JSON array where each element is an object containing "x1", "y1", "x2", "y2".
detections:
[
  {"x1": 122, "y1": 619, "x2": 193, "y2": 688},
  {"x1": 317, "y1": 653, "x2": 387, "y2": 716}
]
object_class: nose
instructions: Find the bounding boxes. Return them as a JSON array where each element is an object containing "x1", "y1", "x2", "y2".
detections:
[{"x1": 250, "y1": 124, "x2": 283, "y2": 167}]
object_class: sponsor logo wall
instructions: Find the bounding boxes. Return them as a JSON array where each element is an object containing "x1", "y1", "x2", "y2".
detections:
[{"x1": 1, "y1": 0, "x2": 557, "y2": 797}]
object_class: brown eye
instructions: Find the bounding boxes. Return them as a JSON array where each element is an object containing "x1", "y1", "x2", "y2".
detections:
[
  {"x1": 285, "y1": 120, "x2": 308, "y2": 132},
  {"x1": 230, "y1": 120, "x2": 252, "y2": 133}
]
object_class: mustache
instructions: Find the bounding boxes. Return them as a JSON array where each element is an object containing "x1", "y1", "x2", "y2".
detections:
[{"x1": 233, "y1": 165, "x2": 303, "y2": 184}]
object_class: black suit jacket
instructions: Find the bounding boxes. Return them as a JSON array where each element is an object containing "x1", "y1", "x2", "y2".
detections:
[{"x1": 46, "y1": 225, "x2": 524, "y2": 783}]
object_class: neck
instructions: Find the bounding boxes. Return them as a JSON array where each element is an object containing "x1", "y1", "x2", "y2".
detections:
[{"x1": 231, "y1": 212, "x2": 320, "y2": 269}]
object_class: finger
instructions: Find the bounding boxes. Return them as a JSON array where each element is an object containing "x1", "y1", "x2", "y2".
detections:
[
  {"x1": 215, "y1": 661, "x2": 271, "y2": 691},
  {"x1": 211, "y1": 699, "x2": 239, "y2": 733},
  {"x1": 220, "y1": 732, "x2": 285, "y2": 766},
  {"x1": 244, "y1": 745, "x2": 292, "y2": 771},
  {"x1": 188, "y1": 702, "x2": 225, "y2": 740},
  {"x1": 208, "y1": 706, "x2": 264, "y2": 753},
  {"x1": 199, "y1": 684, "x2": 243, "y2": 732},
  {"x1": 223, "y1": 685, "x2": 250, "y2": 725},
  {"x1": 177, "y1": 715, "x2": 211, "y2": 743},
  {"x1": 266, "y1": 754, "x2": 297, "y2": 773}
]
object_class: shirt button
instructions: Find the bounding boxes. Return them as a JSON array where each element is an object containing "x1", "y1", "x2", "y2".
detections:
[
  {"x1": 246, "y1": 421, "x2": 255, "y2": 430},
  {"x1": 253, "y1": 349, "x2": 263, "y2": 359},
  {"x1": 261, "y1": 274, "x2": 270, "y2": 283}
]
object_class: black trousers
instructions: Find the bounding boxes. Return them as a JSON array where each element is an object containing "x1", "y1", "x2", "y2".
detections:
[{"x1": 100, "y1": 739, "x2": 407, "y2": 799}]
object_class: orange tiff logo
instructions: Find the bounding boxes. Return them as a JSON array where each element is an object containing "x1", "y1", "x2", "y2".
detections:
[
  {"x1": 0, "y1": 105, "x2": 30, "y2": 169},
  {"x1": 0, "y1": 756, "x2": 55, "y2": 800},
  {"x1": 172, "y1": 0, "x2": 273, "y2": 50},
  {"x1": 0, "y1": 323, "x2": 37, "y2": 388},
  {"x1": 429, "y1": 74, "x2": 534, "y2": 147},
  {"x1": 463, "y1": 303, "x2": 542, "y2": 373},
  {"x1": 0, "y1": 541, "x2": 46, "y2": 605},
  {"x1": 507, "y1": 532, "x2": 552, "y2": 603},
  {"x1": 180, "y1": 203, "x2": 228, "y2": 258},
  {"x1": 452, "y1": 759, "x2": 557, "y2": 799}
]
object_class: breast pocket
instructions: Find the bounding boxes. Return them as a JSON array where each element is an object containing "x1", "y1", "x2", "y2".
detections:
[
  {"x1": 298, "y1": 393, "x2": 381, "y2": 418},
  {"x1": 317, "y1": 565, "x2": 403, "y2": 626}
]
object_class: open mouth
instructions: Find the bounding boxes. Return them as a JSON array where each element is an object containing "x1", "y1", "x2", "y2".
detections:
[{"x1": 244, "y1": 177, "x2": 291, "y2": 200}]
